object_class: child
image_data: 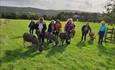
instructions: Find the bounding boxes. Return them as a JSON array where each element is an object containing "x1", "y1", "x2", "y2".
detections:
[{"x1": 98, "y1": 21, "x2": 107, "y2": 45}]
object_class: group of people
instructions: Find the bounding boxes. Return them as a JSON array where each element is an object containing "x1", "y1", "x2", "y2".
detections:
[
  {"x1": 80, "y1": 21, "x2": 107, "y2": 45},
  {"x1": 28, "y1": 18, "x2": 75, "y2": 44},
  {"x1": 28, "y1": 17, "x2": 107, "y2": 45}
]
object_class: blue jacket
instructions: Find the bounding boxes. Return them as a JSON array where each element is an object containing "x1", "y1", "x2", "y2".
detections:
[{"x1": 99, "y1": 25, "x2": 107, "y2": 32}]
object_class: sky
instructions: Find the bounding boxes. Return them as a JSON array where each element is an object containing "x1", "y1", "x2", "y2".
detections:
[{"x1": 0, "y1": 0, "x2": 108, "y2": 13}]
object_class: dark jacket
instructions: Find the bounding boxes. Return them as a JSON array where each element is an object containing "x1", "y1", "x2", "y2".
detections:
[
  {"x1": 36, "y1": 22, "x2": 47, "y2": 32},
  {"x1": 82, "y1": 25, "x2": 91, "y2": 33},
  {"x1": 28, "y1": 21, "x2": 36, "y2": 29},
  {"x1": 64, "y1": 24, "x2": 73, "y2": 32},
  {"x1": 48, "y1": 23, "x2": 54, "y2": 32}
]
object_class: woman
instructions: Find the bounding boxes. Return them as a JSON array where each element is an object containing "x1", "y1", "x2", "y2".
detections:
[
  {"x1": 64, "y1": 18, "x2": 74, "y2": 33},
  {"x1": 98, "y1": 21, "x2": 107, "y2": 45},
  {"x1": 81, "y1": 23, "x2": 92, "y2": 41},
  {"x1": 64, "y1": 18, "x2": 74, "y2": 44},
  {"x1": 36, "y1": 18, "x2": 47, "y2": 43},
  {"x1": 54, "y1": 19, "x2": 62, "y2": 38},
  {"x1": 48, "y1": 20, "x2": 55, "y2": 34}
]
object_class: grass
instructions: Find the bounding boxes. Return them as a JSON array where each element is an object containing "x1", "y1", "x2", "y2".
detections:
[{"x1": 0, "y1": 19, "x2": 115, "y2": 70}]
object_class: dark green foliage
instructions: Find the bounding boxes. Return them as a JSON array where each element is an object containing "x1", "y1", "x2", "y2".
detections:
[{"x1": 101, "y1": 0, "x2": 115, "y2": 24}]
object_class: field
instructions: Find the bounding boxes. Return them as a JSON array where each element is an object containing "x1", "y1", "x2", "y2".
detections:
[{"x1": 0, "y1": 19, "x2": 115, "y2": 70}]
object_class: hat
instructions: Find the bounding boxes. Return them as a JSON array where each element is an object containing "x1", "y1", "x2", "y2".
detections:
[{"x1": 51, "y1": 20, "x2": 55, "y2": 23}]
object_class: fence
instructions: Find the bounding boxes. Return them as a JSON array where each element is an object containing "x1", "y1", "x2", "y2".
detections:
[{"x1": 104, "y1": 28, "x2": 115, "y2": 43}]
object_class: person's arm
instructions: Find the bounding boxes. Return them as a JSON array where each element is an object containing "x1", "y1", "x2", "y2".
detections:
[
  {"x1": 47, "y1": 23, "x2": 51, "y2": 31},
  {"x1": 28, "y1": 22, "x2": 31, "y2": 28},
  {"x1": 33, "y1": 22, "x2": 36, "y2": 28},
  {"x1": 43, "y1": 23, "x2": 47, "y2": 32},
  {"x1": 81, "y1": 25, "x2": 85, "y2": 32},
  {"x1": 104, "y1": 26, "x2": 108, "y2": 35},
  {"x1": 73, "y1": 24, "x2": 75, "y2": 28},
  {"x1": 54, "y1": 24, "x2": 56, "y2": 31},
  {"x1": 64, "y1": 24, "x2": 67, "y2": 32},
  {"x1": 72, "y1": 24, "x2": 75, "y2": 29}
]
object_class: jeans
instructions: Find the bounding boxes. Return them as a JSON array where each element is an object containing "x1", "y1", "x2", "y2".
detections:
[
  {"x1": 39, "y1": 31, "x2": 45, "y2": 43},
  {"x1": 81, "y1": 32, "x2": 88, "y2": 41},
  {"x1": 98, "y1": 31, "x2": 105, "y2": 45}
]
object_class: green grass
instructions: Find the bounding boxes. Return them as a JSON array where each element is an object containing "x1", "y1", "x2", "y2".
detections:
[{"x1": 0, "y1": 19, "x2": 115, "y2": 70}]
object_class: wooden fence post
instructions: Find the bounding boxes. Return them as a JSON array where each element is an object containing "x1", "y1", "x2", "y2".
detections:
[{"x1": 104, "y1": 28, "x2": 115, "y2": 43}]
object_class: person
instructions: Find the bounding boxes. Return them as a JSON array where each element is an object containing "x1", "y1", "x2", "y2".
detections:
[
  {"x1": 64, "y1": 18, "x2": 74, "y2": 44},
  {"x1": 28, "y1": 19, "x2": 36, "y2": 34},
  {"x1": 54, "y1": 19, "x2": 62, "y2": 39},
  {"x1": 81, "y1": 23, "x2": 91, "y2": 41},
  {"x1": 98, "y1": 21, "x2": 107, "y2": 45},
  {"x1": 48, "y1": 20, "x2": 55, "y2": 34},
  {"x1": 36, "y1": 18, "x2": 47, "y2": 43}
]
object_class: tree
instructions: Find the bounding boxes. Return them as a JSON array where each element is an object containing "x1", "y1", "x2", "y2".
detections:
[{"x1": 103, "y1": 0, "x2": 115, "y2": 24}]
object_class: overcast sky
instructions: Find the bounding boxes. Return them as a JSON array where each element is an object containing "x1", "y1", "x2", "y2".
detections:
[{"x1": 0, "y1": 0, "x2": 107, "y2": 13}]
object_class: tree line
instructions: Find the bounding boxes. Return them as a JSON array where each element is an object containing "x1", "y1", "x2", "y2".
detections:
[{"x1": 0, "y1": 12, "x2": 100, "y2": 22}]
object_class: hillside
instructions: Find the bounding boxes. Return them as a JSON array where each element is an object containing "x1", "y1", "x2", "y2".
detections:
[{"x1": 0, "y1": 6, "x2": 99, "y2": 16}]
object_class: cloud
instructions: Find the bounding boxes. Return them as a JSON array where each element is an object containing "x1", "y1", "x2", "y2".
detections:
[{"x1": 0, "y1": 0, "x2": 107, "y2": 12}]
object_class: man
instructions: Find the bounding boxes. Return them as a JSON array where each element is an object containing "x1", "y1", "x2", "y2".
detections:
[
  {"x1": 81, "y1": 23, "x2": 91, "y2": 41},
  {"x1": 36, "y1": 18, "x2": 47, "y2": 43},
  {"x1": 28, "y1": 19, "x2": 36, "y2": 34},
  {"x1": 98, "y1": 21, "x2": 107, "y2": 45}
]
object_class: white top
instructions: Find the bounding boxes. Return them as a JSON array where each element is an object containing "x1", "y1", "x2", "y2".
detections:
[{"x1": 38, "y1": 23, "x2": 43, "y2": 32}]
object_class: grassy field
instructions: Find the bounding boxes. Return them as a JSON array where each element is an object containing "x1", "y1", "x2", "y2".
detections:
[{"x1": 0, "y1": 19, "x2": 115, "y2": 70}]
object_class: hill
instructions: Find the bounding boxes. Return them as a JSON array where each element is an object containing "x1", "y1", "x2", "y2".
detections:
[{"x1": 0, "y1": 6, "x2": 99, "y2": 16}]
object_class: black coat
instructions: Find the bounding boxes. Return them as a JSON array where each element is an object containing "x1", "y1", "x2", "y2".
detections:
[
  {"x1": 82, "y1": 25, "x2": 91, "y2": 33},
  {"x1": 28, "y1": 21, "x2": 36, "y2": 29},
  {"x1": 36, "y1": 22, "x2": 47, "y2": 32}
]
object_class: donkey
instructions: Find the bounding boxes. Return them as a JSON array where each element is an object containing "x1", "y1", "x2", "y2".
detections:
[{"x1": 23, "y1": 33, "x2": 44, "y2": 52}]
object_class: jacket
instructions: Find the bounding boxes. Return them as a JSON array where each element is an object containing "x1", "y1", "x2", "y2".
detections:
[{"x1": 82, "y1": 25, "x2": 91, "y2": 33}]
